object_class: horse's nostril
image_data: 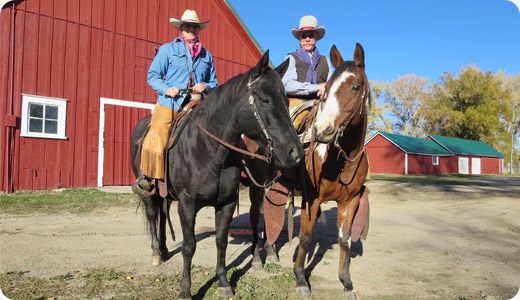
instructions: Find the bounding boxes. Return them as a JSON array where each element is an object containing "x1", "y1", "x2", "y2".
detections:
[
  {"x1": 324, "y1": 125, "x2": 334, "y2": 136},
  {"x1": 289, "y1": 146, "x2": 302, "y2": 164}
]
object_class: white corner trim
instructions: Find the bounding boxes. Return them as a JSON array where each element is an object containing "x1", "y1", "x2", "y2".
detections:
[
  {"x1": 405, "y1": 152, "x2": 408, "y2": 175},
  {"x1": 97, "y1": 98, "x2": 155, "y2": 187}
]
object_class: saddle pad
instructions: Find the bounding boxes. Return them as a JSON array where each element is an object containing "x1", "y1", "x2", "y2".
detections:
[
  {"x1": 264, "y1": 178, "x2": 292, "y2": 245},
  {"x1": 351, "y1": 186, "x2": 370, "y2": 242}
]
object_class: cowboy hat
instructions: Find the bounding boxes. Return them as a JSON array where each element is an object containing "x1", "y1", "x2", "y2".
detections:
[
  {"x1": 169, "y1": 9, "x2": 210, "y2": 31},
  {"x1": 291, "y1": 15, "x2": 325, "y2": 40}
]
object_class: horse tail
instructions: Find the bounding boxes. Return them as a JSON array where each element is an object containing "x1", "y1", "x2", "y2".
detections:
[{"x1": 164, "y1": 197, "x2": 176, "y2": 241}]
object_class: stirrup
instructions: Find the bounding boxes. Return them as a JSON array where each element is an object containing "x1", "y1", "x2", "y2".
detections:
[{"x1": 132, "y1": 175, "x2": 155, "y2": 198}]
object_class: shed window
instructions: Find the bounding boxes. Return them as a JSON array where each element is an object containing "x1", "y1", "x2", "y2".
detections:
[
  {"x1": 432, "y1": 156, "x2": 439, "y2": 165},
  {"x1": 21, "y1": 95, "x2": 68, "y2": 139}
]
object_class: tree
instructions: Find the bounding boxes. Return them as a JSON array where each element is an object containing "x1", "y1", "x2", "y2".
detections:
[
  {"x1": 422, "y1": 65, "x2": 509, "y2": 151},
  {"x1": 498, "y1": 72, "x2": 520, "y2": 173},
  {"x1": 366, "y1": 80, "x2": 392, "y2": 139},
  {"x1": 382, "y1": 74, "x2": 429, "y2": 137}
]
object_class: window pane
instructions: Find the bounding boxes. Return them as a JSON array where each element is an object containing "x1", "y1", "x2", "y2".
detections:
[
  {"x1": 45, "y1": 120, "x2": 58, "y2": 134},
  {"x1": 29, "y1": 103, "x2": 44, "y2": 118},
  {"x1": 45, "y1": 105, "x2": 58, "y2": 120},
  {"x1": 29, "y1": 118, "x2": 43, "y2": 133}
]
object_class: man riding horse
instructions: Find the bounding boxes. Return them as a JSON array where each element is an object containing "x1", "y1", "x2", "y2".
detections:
[{"x1": 263, "y1": 15, "x2": 333, "y2": 245}]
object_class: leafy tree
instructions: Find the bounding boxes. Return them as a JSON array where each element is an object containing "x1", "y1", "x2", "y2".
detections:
[
  {"x1": 382, "y1": 74, "x2": 429, "y2": 137},
  {"x1": 367, "y1": 80, "x2": 392, "y2": 139},
  {"x1": 497, "y1": 72, "x2": 520, "y2": 173},
  {"x1": 422, "y1": 65, "x2": 509, "y2": 152}
]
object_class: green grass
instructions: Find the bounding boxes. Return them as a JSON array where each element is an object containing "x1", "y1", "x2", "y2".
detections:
[{"x1": 0, "y1": 188, "x2": 137, "y2": 214}]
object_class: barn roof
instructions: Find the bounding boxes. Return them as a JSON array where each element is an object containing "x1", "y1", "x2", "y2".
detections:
[
  {"x1": 369, "y1": 132, "x2": 453, "y2": 156},
  {"x1": 426, "y1": 134, "x2": 505, "y2": 158}
]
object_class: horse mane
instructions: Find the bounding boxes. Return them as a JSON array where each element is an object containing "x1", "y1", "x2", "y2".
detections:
[
  {"x1": 329, "y1": 60, "x2": 373, "y2": 109},
  {"x1": 192, "y1": 71, "x2": 249, "y2": 122}
]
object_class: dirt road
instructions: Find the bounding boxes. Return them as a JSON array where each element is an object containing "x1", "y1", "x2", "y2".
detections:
[{"x1": 1, "y1": 178, "x2": 519, "y2": 299}]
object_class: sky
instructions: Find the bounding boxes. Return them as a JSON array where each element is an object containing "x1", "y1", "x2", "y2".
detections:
[{"x1": 227, "y1": 0, "x2": 520, "y2": 85}]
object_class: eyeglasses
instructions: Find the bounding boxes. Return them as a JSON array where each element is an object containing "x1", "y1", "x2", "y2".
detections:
[{"x1": 300, "y1": 32, "x2": 316, "y2": 39}]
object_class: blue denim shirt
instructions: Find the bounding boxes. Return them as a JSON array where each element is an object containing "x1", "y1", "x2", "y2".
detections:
[{"x1": 147, "y1": 36, "x2": 218, "y2": 110}]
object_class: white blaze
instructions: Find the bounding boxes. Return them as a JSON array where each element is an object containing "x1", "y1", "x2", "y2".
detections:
[{"x1": 314, "y1": 71, "x2": 355, "y2": 133}]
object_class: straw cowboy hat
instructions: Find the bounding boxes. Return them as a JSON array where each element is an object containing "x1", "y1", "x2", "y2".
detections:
[
  {"x1": 169, "y1": 9, "x2": 210, "y2": 31},
  {"x1": 291, "y1": 15, "x2": 325, "y2": 40}
]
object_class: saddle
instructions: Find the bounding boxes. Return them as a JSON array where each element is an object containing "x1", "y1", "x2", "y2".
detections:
[{"x1": 134, "y1": 99, "x2": 201, "y2": 198}]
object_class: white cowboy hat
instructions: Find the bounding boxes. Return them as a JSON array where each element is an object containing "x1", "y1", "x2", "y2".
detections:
[
  {"x1": 169, "y1": 9, "x2": 210, "y2": 31},
  {"x1": 291, "y1": 15, "x2": 325, "y2": 40}
]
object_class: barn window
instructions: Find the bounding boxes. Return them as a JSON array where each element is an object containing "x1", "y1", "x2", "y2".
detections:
[
  {"x1": 21, "y1": 95, "x2": 68, "y2": 139},
  {"x1": 432, "y1": 156, "x2": 439, "y2": 165}
]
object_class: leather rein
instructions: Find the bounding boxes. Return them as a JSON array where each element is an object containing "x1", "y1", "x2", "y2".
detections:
[{"x1": 187, "y1": 76, "x2": 274, "y2": 164}]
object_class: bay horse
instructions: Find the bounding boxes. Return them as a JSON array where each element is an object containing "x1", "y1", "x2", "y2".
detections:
[
  {"x1": 248, "y1": 43, "x2": 370, "y2": 298},
  {"x1": 130, "y1": 51, "x2": 303, "y2": 300}
]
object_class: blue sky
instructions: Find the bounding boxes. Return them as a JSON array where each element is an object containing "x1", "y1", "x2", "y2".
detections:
[{"x1": 227, "y1": 0, "x2": 520, "y2": 84}]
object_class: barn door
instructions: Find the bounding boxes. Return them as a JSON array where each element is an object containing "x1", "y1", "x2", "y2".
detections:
[
  {"x1": 98, "y1": 98, "x2": 154, "y2": 187},
  {"x1": 458, "y1": 157, "x2": 469, "y2": 174},
  {"x1": 471, "y1": 157, "x2": 481, "y2": 175}
]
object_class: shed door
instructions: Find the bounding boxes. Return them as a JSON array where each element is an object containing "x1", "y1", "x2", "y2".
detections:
[
  {"x1": 458, "y1": 157, "x2": 469, "y2": 174},
  {"x1": 471, "y1": 157, "x2": 481, "y2": 175}
]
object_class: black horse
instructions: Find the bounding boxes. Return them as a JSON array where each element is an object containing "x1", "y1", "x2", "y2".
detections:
[{"x1": 130, "y1": 51, "x2": 303, "y2": 300}]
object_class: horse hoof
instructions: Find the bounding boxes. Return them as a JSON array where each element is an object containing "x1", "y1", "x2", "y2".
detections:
[
  {"x1": 151, "y1": 255, "x2": 162, "y2": 266},
  {"x1": 266, "y1": 254, "x2": 279, "y2": 263},
  {"x1": 344, "y1": 288, "x2": 359, "y2": 300},
  {"x1": 296, "y1": 286, "x2": 311, "y2": 297},
  {"x1": 217, "y1": 287, "x2": 233, "y2": 298},
  {"x1": 252, "y1": 261, "x2": 263, "y2": 270}
]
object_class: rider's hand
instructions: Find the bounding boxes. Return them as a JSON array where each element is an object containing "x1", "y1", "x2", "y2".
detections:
[
  {"x1": 317, "y1": 83, "x2": 326, "y2": 98},
  {"x1": 192, "y1": 83, "x2": 207, "y2": 93},
  {"x1": 165, "y1": 87, "x2": 180, "y2": 98}
]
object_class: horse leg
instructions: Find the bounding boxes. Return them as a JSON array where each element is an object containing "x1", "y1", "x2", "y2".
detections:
[
  {"x1": 249, "y1": 185, "x2": 264, "y2": 270},
  {"x1": 177, "y1": 199, "x2": 197, "y2": 300},
  {"x1": 264, "y1": 240, "x2": 278, "y2": 263},
  {"x1": 214, "y1": 200, "x2": 237, "y2": 298},
  {"x1": 142, "y1": 194, "x2": 163, "y2": 266},
  {"x1": 158, "y1": 197, "x2": 170, "y2": 262},
  {"x1": 337, "y1": 198, "x2": 359, "y2": 293},
  {"x1": 294, "y1": 198, "x2": 320, "y2": 296}
]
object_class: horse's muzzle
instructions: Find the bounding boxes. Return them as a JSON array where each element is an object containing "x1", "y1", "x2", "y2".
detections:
[
  {"x1": 314, "y1": 123, "x2": 336, "y2": 144},
  {"x1": 288, "y1": 145, "x2": 303, "y2": 166}
]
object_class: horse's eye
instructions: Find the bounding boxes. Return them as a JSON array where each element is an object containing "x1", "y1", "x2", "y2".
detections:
[
  {"x1": 353, "y1": 85, "x2": 361, "y2": 91},
  {"x1": 261, "y1": 98, "x2": 270, "y2": 104}
]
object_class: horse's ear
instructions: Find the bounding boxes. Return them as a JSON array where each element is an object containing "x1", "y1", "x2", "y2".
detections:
[
  {"x1": 275, "y1": 58, "x2": 290, "y2": 78},
  {"x1": 250, "y1": 50, "x2": 270, "y2": 81},
  {"x1": 330, "y1": 45, "x2": 343, "y2": 68},
  {"x1": 354, "y1": 43, "x2": 365, "y2": 70}
]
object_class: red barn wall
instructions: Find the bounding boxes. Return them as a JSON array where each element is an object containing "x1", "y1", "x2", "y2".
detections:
[
  {"x1": 365, "y1": 135, "x2": 405, "y2": 174},
  {"x1": 481, "y1": 156, "x2": 502, "y2": 174},
  {"x1": 407, "y1": 154, "x2": 456, "y2": 174},
  {"x1": 1, "y1": 0, "x2": 263, "y2": 191}
]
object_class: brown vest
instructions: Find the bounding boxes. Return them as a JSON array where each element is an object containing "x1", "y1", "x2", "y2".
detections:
[
  {"x1": 290, "y1": 53, "x2": 329, "y2": 84},
  {"x1": 290, "y1": 53, "x2": 329, "y2": 99}
]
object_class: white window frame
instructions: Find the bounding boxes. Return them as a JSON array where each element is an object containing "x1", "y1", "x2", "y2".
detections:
[
  {"x1": 432, "y1": 156, "x2": 439, "y2": 165},
  {"x1": 20, "y1": 94, "x2": 68, "y2": 139}
]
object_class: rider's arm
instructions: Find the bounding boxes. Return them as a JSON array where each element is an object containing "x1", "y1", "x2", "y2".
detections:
[
  {"x1": 147, "y1": 44, "x2": 171, "y2": 96},
  {"x1": 282, "y1": 55, "x2": 319, "y2": 96}
]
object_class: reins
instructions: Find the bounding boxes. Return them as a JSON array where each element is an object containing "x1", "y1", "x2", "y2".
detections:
[{"x1": 186, "y1": 75, "x2": 274, "y2": 164}]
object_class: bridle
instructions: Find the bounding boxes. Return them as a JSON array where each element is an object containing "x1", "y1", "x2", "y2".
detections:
[
  {"x1": 188, "y1": 75, "x2": 274, "y2": 164},
  {"x1": 317, "y1": 72, "x2": 369, "y2": 163}
]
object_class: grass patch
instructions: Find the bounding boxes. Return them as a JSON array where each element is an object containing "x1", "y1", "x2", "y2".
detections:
[
  {"x1": 0, "y1": 188, "x2": 137, "y2": 214},
  {"x1": 0, "y1": 266, "x2": 379, "y2": 300}
]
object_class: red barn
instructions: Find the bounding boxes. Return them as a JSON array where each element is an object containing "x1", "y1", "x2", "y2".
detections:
[
  {"x1": 1, "y1": 0, "x2": 265, "y2": 192},
  {"x1": 365, "y1": 132, "x2": 505, "y2": 175}
]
